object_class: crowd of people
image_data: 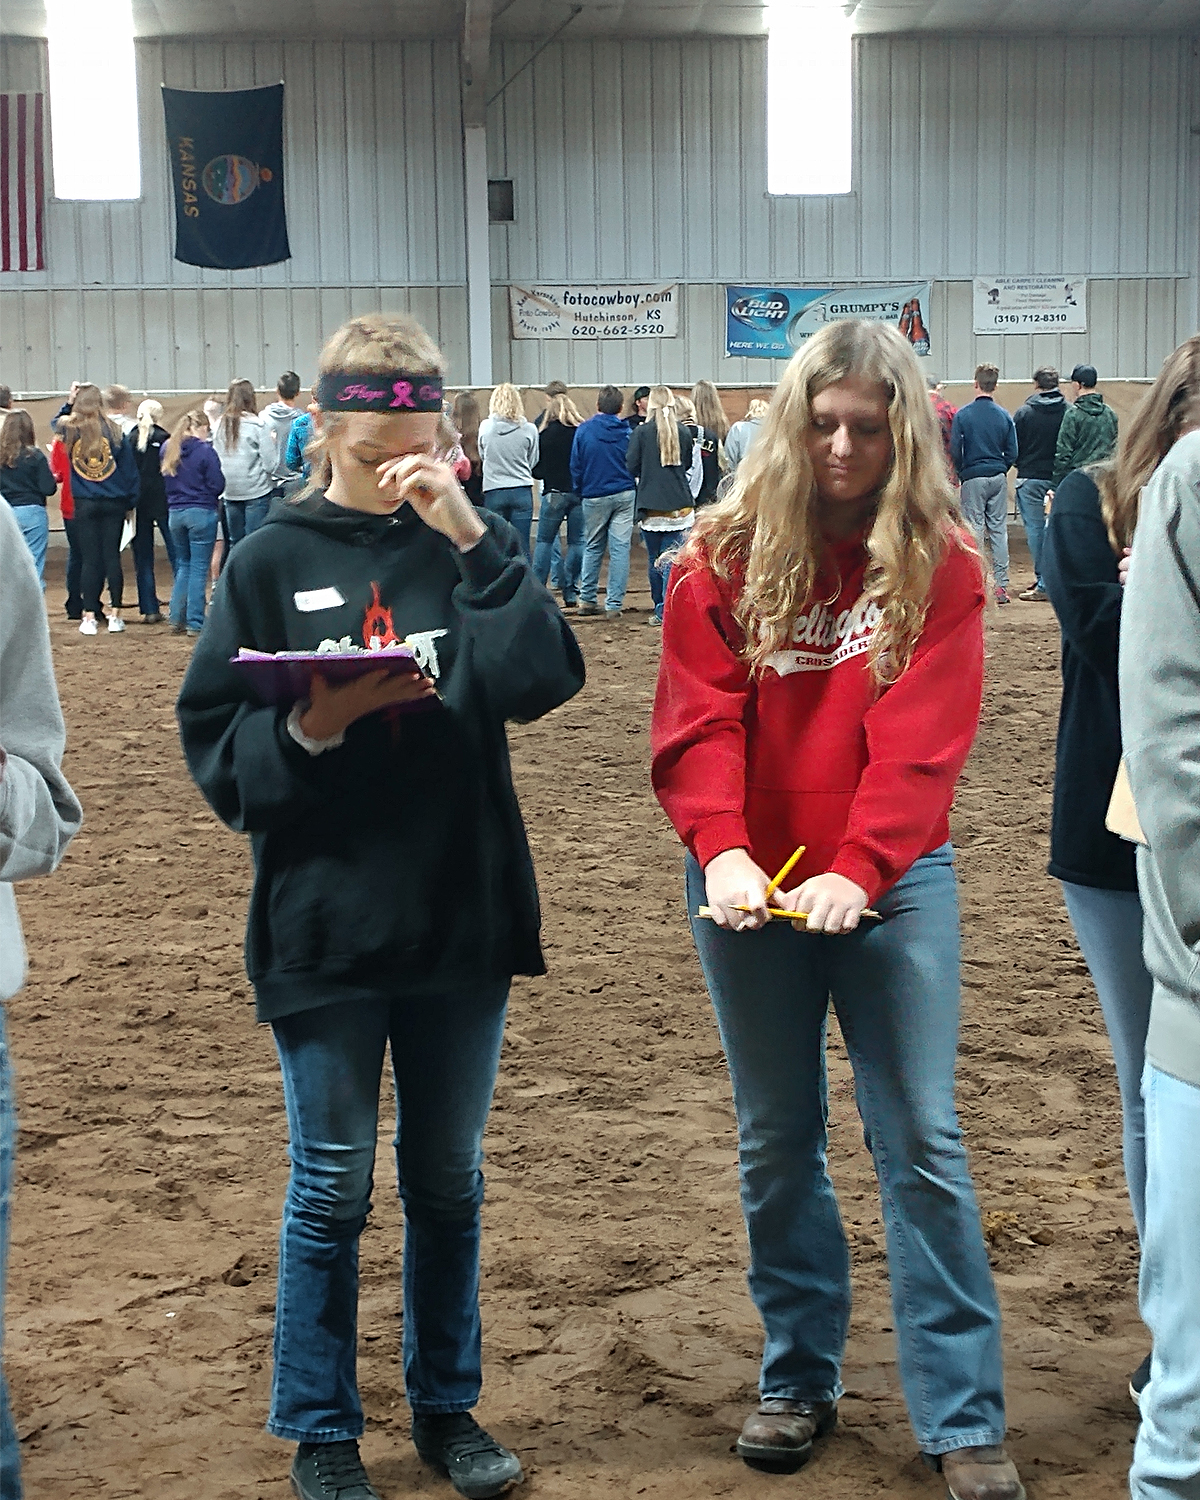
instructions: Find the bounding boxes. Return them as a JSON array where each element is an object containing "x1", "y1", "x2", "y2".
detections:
[{"x1": 1, "y1": 319, "x2": 1197, "y2": 1500}]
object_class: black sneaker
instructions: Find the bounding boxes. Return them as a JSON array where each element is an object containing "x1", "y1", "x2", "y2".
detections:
[
  {"x1": 289, "y1": 1439, "x2": 380, "y2": 1500},
  {"x1": 1130, "y1": 1351, "x2": 1152, "y2": 1407},
  {"x1": 411, "y1": 1412, "x2": 524, "y2": 1499}
]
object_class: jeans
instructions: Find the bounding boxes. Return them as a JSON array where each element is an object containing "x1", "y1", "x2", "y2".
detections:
[
  {"x1": 1060, "y1": 882, "x2": 1152, "y2": 1240},
  {"x1": 482, "y1": 486, "x2": 534, "y2": 557},
  {"x1": 959, "y1": 475, "x2": 1010, "y2": 591},
  {"x1": 132, "y1": 508, "x2": 177, "y2": 615},
  {"x1": 0, "y1": 1007, "x2": 21, "y2": 1500},
  {"x1": 579, "y1": 489, "x2": 636, "y2": 611},
  {"x1": 75, "y1": 498, "x2": 126, "y2": 614},
  {"x1": 687, "y1": 844, "x2": 1005, "y2": 1455},
  {"x1": 10, "y1": 504, "x2": 48, "y2": 589},
  {"x1": 268, "y1": 983, "x2": 509, "y2": 1440},
  {"x1": 1130, "y1": 1061, "x2": 1200, "y2": 1500},
  {"x1": 224, "y1": 496, "x2": 271, "y2": 545},
  {"x1": 169, "y1": 508, "x2": 219, "y2": 632},
  {"x1": 63, "y1": 518, "x2": 83, "y2": 617},
  {"x1": 640, "y1": 526, "x2": 687, "y2": 621},
  {"x1": 1015, "y1": 478, "x2": 1051, "y2": 590},
  {"x1": 533, "y1": 491, "x2": 582, "y2": 601}
]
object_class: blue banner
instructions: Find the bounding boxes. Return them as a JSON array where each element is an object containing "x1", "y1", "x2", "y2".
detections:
[
  {"x1": 163, "y1": 84, "x2": 290, "y2": 270},
  {"x1": 726, "y1": 283, "x2": 933, "y2": 360}
]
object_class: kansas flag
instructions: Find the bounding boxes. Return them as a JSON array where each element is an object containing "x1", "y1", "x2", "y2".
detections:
[{"x1": 162, "y1": 84, "x2": 290, "y2": 270}]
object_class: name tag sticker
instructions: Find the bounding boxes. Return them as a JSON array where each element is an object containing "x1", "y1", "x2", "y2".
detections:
[{"x1": 294, "y1": 587, "x2": 346, "y2": 613}]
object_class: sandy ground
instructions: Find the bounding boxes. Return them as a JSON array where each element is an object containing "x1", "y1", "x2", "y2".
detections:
[{"x1": 8, "y1": 539, "x2": 1141, "y2": 1499}]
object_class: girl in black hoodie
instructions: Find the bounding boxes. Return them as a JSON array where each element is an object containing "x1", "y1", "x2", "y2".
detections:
[
  {"x1": 132, "y1": 399, "x2": 176, "y2": 623},
  {"x1": 177, "y1": 313, "x2": 584, "y2": 1500}
]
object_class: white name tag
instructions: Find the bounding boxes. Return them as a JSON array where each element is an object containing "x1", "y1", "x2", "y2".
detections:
[{"x1": 294, "y1": 587, "x2": 346, "y2": 613}]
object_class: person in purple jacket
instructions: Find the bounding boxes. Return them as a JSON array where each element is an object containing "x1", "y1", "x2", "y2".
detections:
[{"x1": 162, "y1": 410, "x2": 225, "y2": 636}]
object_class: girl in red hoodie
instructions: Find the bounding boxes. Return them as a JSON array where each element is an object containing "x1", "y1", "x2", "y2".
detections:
[{"x1": 651, "y1": 321, "x2": 1023, "y2": 1500}]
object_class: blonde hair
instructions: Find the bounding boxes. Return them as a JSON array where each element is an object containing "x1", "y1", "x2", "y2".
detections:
[
  {"x1": 219, "y1": 378, "x2": 258, "y2": 450},
  {"x1": 745, "y1": 398, "x2": 770, "y2": 422},
  {"x1": 161, "y1": 409, "x2": 209, "y2": 476},
  {"x1": 544, "y1": 391, "x2": 584, "y2": 428},
  {"x1": 676, "y1": 395, "x2": 697, "y2": 423},
  {"x1": 648, "y1": 385, "x2": 681, "y2": 467},
  {"x1": 489, "y1": 382, "x2": 525, "y2": 423},
  {"x1": 1095, "y1": 334, "x2": 1200, "y2": 553},
  {"x1": 680, "y1": 319, "x2": 974, "y2": 684},
  {"x1": 302, "y1": 312, "x2": 447, "y2": 494},
  {"x1": 135, "y1": 398, "x2": 163, "y2": 453},
  {"x1": 62, "y1": 383, "x2": 119, "y2": 469},
  {"x1": 691, "y1": 379, "x2": 728, "y2": 440}
]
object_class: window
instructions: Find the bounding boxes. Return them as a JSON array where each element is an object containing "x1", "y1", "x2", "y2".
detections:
[
  {"x1": 47, "y1": 0, "x2": 141, "y2": 200},
  {"x1": 767, "y1": 2, "x2": 853, "y2": 196},
  {"x1": 488, "y1": 179, "x2": 515, "y2": 224}
]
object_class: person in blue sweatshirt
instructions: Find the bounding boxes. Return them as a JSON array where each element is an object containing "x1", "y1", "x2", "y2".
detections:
[
  {"x1": 177, "y1": 312, "x2": 584, "y2": 1500},
  {"x1": 950, "y1": 364, "x2": 1018, "y2": 603},
  {"x1": 162, "y1": 409, "x2": 226, "y2": 635},
  {"x1": 570, "y1": 384, "x2": 636, "y2": 616}
]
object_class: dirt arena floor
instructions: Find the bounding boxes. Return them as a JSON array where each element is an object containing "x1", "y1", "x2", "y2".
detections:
[{"x1": 9, "y1": 537, "x2": 1142, "y2": 1499}]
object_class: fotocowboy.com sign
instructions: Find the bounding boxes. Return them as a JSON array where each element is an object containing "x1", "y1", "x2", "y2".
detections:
[{"x1": 509, "y1": 283, "x2": 679, "y2": 340}]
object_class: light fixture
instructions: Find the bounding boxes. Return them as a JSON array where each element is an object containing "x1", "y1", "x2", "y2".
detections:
[
  {"x1": 767, "y1": 2, "x2": 853, "y2": 196},
  {"x1": 46, "y1": 0, "x2": 141, "y2": 200}
]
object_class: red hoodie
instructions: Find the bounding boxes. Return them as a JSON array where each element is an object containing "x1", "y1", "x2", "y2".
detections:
[
  {"x1": 651, "y1": 530, "x2": 985, "y2": 905},
  {"x1": 49, "y1": 437, "x2": 74, "y2": 520}
]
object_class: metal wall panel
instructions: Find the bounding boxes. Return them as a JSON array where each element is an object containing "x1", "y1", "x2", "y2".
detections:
[
  {"x1": 487, "y1": 33, "x2": 1196, "y2": 383},
  {"x1": 0, "y1": 35, "x2": 468, "y2": 389}
]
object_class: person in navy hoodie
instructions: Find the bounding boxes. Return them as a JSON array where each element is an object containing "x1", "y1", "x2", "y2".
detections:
[
  {"x1": 1012, "y1": 368, "x2": 1067, "y2": 602},
  {"x1": 950, "y1": 364, "x2": 1018, "y2": 603},
  {"x1": 162, "y1": 409, "x2": 225, "y2": 635},
  {"x1": 571, "y1": 384, "x2": 636, "y2": 617}
]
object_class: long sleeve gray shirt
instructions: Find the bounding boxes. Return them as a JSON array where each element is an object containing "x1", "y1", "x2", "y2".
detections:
[
  {"x1": 0, "y1": 503, "x2": 83, "y2": 1001},
  {"x1": 1119, "y1": 428, "x2": 1200, "y2": 1088}
]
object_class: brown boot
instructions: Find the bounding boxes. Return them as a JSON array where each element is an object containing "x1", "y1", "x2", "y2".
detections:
[
  {"x1": 736, "y1": 1398, "x2": 837, "y2": 1472},
  {"x1": 933, "y1": 1445, "x2": 1026, "y2": 1500}
]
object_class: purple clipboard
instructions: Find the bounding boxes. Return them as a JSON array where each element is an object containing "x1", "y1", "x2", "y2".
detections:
[{"x1": 229, "y1": 647, "x2": 436, "y2": 710}]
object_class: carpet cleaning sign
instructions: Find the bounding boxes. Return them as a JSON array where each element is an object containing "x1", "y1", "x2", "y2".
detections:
[
  {"x1": 726, "y1": 283, "x2": 933, "y2": 359},
  {"x1": 509, "y1": 283, "x2": 678, "y2": 340},
  {"x1": 973, "y1": 276, "x2": 1088, "y2": 333}
]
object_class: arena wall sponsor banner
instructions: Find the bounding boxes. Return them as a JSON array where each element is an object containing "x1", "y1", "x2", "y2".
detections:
[
  {"x1": 725, "y1": 283, "x2": 933, "y2": 359},
  {"x1": 162, "y1": 84, "x2": 290, "y2": 270},
  {"x1": 508, "y1": 283, "x2": 678, "y2": 340},
  {"x1": 972, "y1": 276, "x2": 1087, "y2": 334}
]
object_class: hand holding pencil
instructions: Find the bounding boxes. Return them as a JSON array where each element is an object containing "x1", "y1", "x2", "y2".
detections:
[{"x1": 699, "y1": 844, "x2": 875, "y2": 934}]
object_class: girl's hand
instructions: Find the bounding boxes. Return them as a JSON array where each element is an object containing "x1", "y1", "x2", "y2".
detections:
[
  {"x1": 298, "y1": 669, "x2": 437, "y2": 741},
  {"x1": 778, "y1": 872, "x2": 869, "y2": 933},
  {"x1": 1118, "y1": 546, "x2": 1132, "y2": 587},
  {"x1": 1043, "y1": 489, "x2": 1054, "y2": 516},
  {"x1": 704, "y1": 848, "x2": 772, "y2": 931},
  {"x1": 376, "y1": 455, "x2": 486, "y2": 552}
]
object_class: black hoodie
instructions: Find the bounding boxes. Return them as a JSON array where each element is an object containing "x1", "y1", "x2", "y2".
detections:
[
  {"x1": 177, "y1": 495, "x2": 585, "y2": 1021},
  {"x1": 1013, "y1": 390, "x2": 1068, "y2": 481}
]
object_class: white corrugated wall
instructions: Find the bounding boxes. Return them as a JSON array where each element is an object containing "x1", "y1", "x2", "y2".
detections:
[{"x1": 1, "y1": 31, "x2": 1195, "y2": 392}]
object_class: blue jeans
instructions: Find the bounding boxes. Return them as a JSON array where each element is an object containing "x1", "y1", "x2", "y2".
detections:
[
  {"x1": 533, "y1": 490, "x2": 582, "y2": 601},
  {"x1": 1060, "y1": 882, "x2": 1152, "y2": 1240},
  {"x1": 133, "y1": 508, "x2": 177, "y2": 615},
  {"x1": 267, "y1": 984, "x2": 509, "y2": 1440},
  {"x1": 686, "y1": 845, "x2": 1005, "y2": 1455},
  {"x1": 482, "y1": 487, "x2": 534, "y2": 557},
  {"x1": 641, "y1": 526, "x2": 687, "y2": 621},
  {"x1": 1131, "y1": 1061, "x2": 1200, "y2": 1500},
  {"x1": 959, "y1": 475, "x2": 1010, "y2": 591},
  {"x1": 63, "y1": 517, "x2": 82, "y2": 617},
  {"x1": 0, "y1": 1007, "x2": 20, "y2": 1500},
  {"x1": 10, "y1": 505, "x2": 47, "y2": 589},
  {"x1": 169, "y1": 508, "x2": 219, "y2": 632},
  {"x1": 224, "y1": 496, "x2": 271, "y2": 545},
  {"x1": 579, "y1": 489, "x2": 636, "y2": 611},
  {"x1": 1015, "y1": 479, "x2": 1051, "y2": 590}
]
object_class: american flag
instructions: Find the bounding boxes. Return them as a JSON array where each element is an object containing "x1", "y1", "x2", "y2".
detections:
[{"x1": 1, "y1": 92, "x2": 46, "y2": 272}]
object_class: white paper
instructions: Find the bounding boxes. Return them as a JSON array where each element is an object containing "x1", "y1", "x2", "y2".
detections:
[{"x1": 293, "y1": 587, "x2": 346, "y2": 613}]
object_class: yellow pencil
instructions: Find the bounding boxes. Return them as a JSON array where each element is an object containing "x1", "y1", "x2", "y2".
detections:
[
  {"x1": 696, "y1": 904, "x2": 882, "y2": 924},
  {"x1": 764, "y1": 844, "x2": 806, "y2": 900}
]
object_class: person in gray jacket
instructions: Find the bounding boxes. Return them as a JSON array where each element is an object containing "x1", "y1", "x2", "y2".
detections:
[
  {"x1": 0, "y1": 501, "x2": 83, "y2": 1499},
  {"x1": 723, "y1": 398, "x2": 768, "y2": 479},
  {"x1": 211, "y1": 378, "x2": 278, "y2": 544},
  {"x1": 478, "y1": 382, "x2": 539, "y2": 557},
  {"x1": 1119, "y1": 405, "x2": 1200, "y2": 1500}
]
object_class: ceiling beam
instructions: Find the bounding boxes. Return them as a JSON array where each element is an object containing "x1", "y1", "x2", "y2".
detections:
[{"x1": 461, "y1": 0, "x2": 493, "y2": 128}]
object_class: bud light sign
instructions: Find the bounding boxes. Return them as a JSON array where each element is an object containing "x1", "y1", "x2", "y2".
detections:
[{"x1": 725, "y1": 283, "x2": 933, "y2": 360}]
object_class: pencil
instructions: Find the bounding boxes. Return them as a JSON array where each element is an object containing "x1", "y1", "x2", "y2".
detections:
[
  {"x1": 763, "y1": 844, "x2": 806, "y2": 900},
  {"x1": 696, "y1": 905, "x2": 882, "y2": 923}
]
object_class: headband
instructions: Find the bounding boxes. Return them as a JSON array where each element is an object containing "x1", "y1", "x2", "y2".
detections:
[{"x1": 315, "y1": 373, "x2": 445, "y2": 412}]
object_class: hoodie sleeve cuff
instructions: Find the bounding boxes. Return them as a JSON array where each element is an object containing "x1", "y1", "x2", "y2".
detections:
[
  {"x1": 829, "y1": 846, "x2": 883, "y2": 906},
  {"x1": 692, "y1": 815, "x2": 753, "y2": 871}
]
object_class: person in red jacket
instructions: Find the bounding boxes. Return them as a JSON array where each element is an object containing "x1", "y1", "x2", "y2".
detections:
[
  {"x1": 651, "y1": 320, "x2": 1024, "y2": 1500},
  {"x1": 48, "y1": 434, "x2": 83, "y2": 620}
]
